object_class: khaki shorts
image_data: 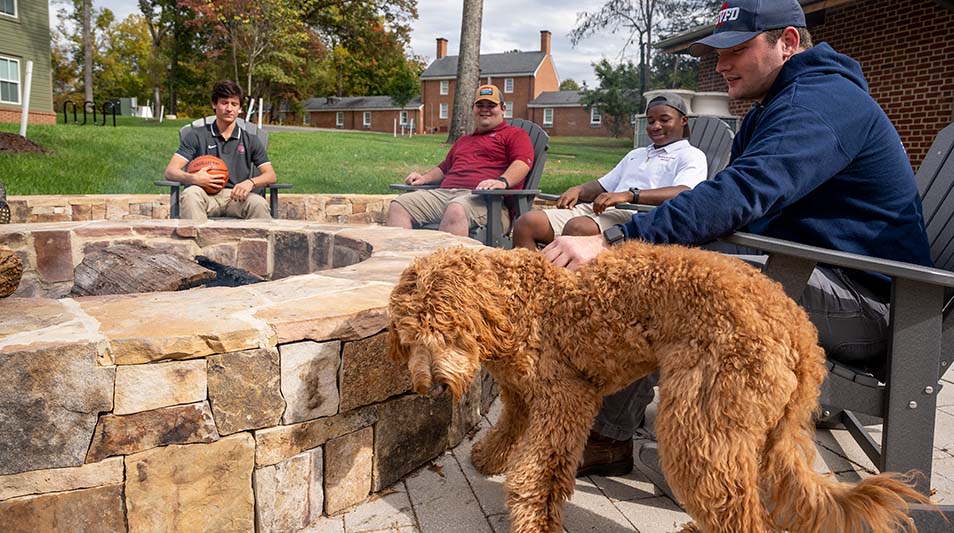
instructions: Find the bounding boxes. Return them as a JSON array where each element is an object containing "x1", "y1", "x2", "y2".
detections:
[
  {"x1": 543, "y1": 204, "x2": 634, "y2": 237},
  {"x1": 392, "y1": 188, "x2": 510, "y2": 231}
]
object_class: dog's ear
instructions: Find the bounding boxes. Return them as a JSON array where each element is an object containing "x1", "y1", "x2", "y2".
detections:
[{"x1": 387, "y1": 326, "x2": 410, "y2": 364}]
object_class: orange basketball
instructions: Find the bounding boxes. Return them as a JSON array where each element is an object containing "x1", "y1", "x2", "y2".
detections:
[{"x1": 187, "y1": 155, "x2": 229, "y2": 194}]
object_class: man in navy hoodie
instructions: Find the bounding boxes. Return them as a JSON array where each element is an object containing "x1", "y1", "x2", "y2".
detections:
[{"x1": 555, "y1": 0, "x2": 933, "y2": 478}]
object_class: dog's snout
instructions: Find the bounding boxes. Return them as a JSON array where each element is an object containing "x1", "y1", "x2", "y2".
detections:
[{"x1": 429, "y1": 382, "x2": 448, "y2": 398}]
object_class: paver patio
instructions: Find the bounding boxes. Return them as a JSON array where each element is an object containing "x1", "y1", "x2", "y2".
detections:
[{"x1": 324, "y1": 373, "x2": 954, "y2": 533}]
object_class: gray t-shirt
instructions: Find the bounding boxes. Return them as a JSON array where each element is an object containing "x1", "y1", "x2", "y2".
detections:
[{"x1": 175, "y1": 121, "x2": 270, "y2": 188}]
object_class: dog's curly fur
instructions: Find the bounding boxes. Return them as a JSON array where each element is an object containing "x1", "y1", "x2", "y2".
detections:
[{"x1": 388, "y1": 243, "x2": 931, "y2": 533}]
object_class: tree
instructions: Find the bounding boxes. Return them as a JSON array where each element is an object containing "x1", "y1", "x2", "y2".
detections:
[
  {"x1": 138, "y1": 1, "x2": 172, "y2": 119},
  {"x1": 570, "y1": 1, "x2": 720, "y2": 106},
  {"x1": 580, "y1": 59, "x2": 641, "y2": 138},
  {"x1": 447, "y1": 0, "x2": 482, "y2": 143},
  {"x1": 559, "y1": 78, "x2": 581, "y2": 91}
]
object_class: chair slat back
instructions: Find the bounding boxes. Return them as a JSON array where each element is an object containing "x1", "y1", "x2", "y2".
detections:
[
  {"x1": 916, "y1": 123, "x2": 954, "y2": 271},
  {"x1": 180, "y1": 116, "x2": 268, "y2": 149},
  {"x1": 507, "y1": 118, "x2": 549, "y2": 192},
  {"x1": 687, "y1": 116, "x2": 734, "y2": 180}
]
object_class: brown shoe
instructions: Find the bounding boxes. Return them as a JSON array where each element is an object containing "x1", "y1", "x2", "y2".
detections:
[{"x1": 576, "y1": 431, "x2": 633, "y2": 478}]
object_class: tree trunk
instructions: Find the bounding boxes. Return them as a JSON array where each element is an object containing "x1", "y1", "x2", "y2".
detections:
[
  {"x1": 447, "y1": 0, "x2": 483, "y2": 143},
  {"x1": 232, "y1": 32, "x2": 240, "y2": 84},
  {"x1": 82, "y1": 0, "x2": 93, "y2": 104}
]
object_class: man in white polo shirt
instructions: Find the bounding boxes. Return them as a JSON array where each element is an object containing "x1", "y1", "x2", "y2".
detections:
[{"x1": 512, "y1": 93, "x2": 706, "y2": 249}]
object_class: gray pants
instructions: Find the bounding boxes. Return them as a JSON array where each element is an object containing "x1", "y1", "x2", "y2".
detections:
[{"x1": 592, "y1": 250, "x2": 890, "y2": 440}]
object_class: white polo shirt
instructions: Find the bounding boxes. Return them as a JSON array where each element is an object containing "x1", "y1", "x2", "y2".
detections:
[{"x1": 597, "y1": 139, "x2": 707, "y2": 193}]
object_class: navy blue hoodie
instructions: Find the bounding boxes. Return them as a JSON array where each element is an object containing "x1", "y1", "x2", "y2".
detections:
[{"x1": 620, "y1": 43, "x2": 933, "y2": 277}]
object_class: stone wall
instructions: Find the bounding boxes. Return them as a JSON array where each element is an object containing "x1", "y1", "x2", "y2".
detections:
[
  {"x1": 5, "y1": 194, "x2": 396, "y2": 225},
  {"x1": 0, "y1": 220, "x2": 491, "y2": 531}
]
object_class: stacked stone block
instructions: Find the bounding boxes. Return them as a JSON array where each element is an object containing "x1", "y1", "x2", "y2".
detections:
[{"x1": 0, "y1": 220, "x2": 490, "y2": 531}]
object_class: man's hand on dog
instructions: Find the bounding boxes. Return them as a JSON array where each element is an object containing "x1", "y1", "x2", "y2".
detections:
[{"x1": 543, "y1": 234, "x2": 609, "y2": 271}]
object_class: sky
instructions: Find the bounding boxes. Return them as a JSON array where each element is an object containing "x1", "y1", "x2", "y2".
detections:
[{"x1": 58, "y1": 0, "x2": 638, "y2": 87}]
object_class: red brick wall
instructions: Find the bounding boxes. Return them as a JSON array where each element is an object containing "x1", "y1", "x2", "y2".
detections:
[
  {"x1": 696, "y1": 0, "x2": 954, "y2": 167},
  {"x1": 0, "y1": 108, "x2": 56, "y2": 125},
  {"x1": 308, "y1": 110, "x2": 422, "y2": 133},
  {"x1": 528, "y1": 106, "x2": 634, "y2": 137}
]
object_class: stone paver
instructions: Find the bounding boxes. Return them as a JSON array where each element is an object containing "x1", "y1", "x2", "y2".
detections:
[{"x1": 337, "y1": 395, "x2": 954, "y2": 533}]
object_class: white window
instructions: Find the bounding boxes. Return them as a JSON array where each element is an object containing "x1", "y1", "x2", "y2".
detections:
[
  {"x1": 590, "y1": 107, "x2": 601, "y2": 126},
  {"x1": 440, "y1": 80, "x2": 449, "y2": 95},
  {"x1": 335, "y1": 111, "x2": 344, "y2": 128},
  {"x1": 504, "y1": 78, "x2": 514, "y2": 93},
  {"x1": 504, "y1": 101, "x2": 513, "y2": 119},
  {"x1": 399, "y1": 110, "x2": 408, "y2": 125},
  {"x1": 0, "y1": 0, "x2": 15, "y2": 18},
  {"x1": 439, "y1": 103, "x2": 448, "y2": 119},
  {"x1": 0, "y1": 56, "x2": 20, "y2": 104},
  {"x1": 543, "y1": 107, "x2": 553, "y2": 126},
  {"x1": 363, "y1": 111, "x2": 371, "y2": 127}
]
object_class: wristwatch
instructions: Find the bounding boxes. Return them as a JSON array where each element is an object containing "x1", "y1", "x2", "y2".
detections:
[
  {"x1": 603, "y1": 225, "x2": 625, "y2": 246},
  {"x1": 495, "y1": 176, "x2": 509, "y2": 189},
  {"x1": 629, "y1": 187, "x2": 641, "y2": 203}
]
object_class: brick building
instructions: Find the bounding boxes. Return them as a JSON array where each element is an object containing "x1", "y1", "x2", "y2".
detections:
[
  {"x1": 527, "y1": 90, "x2": 634, "y2": 137},
  {"x1": 304, "y1": 96, "x2": 423, "y2": 134},
  {"x1": 658, "y1": 0, "x2": 954, "y2": 168},
  {"x1": 418, "y1": 30, "x2": 559, "y2": 133},
  {"x1": 0, "y1": 0, "x2": 55, "y2": 125}
]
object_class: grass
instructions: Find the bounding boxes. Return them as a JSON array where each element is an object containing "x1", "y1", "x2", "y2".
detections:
[{"x1": 0, "y1": 119, "x2": 633, "y2": 196}]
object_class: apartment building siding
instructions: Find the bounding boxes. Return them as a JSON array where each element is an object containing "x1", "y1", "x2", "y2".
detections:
[{"x1": 0, "y1": 0, "x2": 55, "y2": 125}]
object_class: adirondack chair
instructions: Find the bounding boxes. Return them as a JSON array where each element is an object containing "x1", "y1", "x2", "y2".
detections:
[
  {"x1": 389, "y1": 118, "x2": 549, "y2": 248},
  {"x1": 537, "y1": 116, "x2": 734, "y2": 209},
  {"x1": 716, "y1": 123, "x2": 954, "y2": 528},
  {"x1": 155, "y1": 116, "x2": 292, "y2": 218}
]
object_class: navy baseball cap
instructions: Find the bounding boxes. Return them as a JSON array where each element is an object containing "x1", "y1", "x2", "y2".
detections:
[{"x1": 688, "y1": 0, "x2": 806, "y2": 57}]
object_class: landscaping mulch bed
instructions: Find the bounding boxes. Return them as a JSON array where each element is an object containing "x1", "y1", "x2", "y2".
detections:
[{"x1": 0, "y1": 133, "x2": 46, "y2": 154}]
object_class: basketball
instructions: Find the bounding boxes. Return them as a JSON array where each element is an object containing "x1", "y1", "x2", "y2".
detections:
[{"x1": 187, "y1": 155, "x2": 229, "y2": 194}]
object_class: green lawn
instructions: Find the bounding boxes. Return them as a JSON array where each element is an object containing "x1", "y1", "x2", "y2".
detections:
[{"x1": 1, "y1": 119, "x2": 633, "y2": 196}]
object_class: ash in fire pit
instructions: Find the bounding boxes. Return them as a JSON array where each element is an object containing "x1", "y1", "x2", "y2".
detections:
[{"x1": 71, "y1": 243, "x2": 263, "y2": 296}]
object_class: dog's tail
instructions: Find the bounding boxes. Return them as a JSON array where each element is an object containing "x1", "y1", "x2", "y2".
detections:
[{"x1": 762, "y1": 347, "x2": 931, "y2": 532}]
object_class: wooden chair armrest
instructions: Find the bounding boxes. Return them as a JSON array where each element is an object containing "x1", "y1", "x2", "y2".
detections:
[
  {"x1": 722, "y1": 231, "x2": 954, "y2": 287},
  {"x1": 389, "y1": 184, "x2": 441, "y2": 191}
]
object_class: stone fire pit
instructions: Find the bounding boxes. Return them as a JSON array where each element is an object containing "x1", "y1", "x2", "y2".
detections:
[{"x1": 0, "y1": 219, "x2": 491, "y2": 531}]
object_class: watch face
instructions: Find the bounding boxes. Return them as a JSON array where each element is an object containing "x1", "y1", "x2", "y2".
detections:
[{"x1": 604, "y1": 226, "x2": 624, "y2": 245}]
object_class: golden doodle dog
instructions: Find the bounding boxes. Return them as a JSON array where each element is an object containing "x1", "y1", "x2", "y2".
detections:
[{"x1": 388, "y1": 243, "x2": 930, "y2": 533}]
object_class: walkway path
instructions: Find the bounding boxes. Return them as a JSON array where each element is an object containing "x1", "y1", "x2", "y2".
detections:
[{"x1": 316, "y1": 374, "x2": 954, "y2": 532}]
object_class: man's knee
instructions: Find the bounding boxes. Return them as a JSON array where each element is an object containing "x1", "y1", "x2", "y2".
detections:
[
  {"x1": 180, "y1": 186, "x2": 209, "y2": 219},
  {"x1": 562, "y1": 216, "x2": 600, "y2": 236},
  {"x1": 442, "y1": 202, "x2": 470, "y2": 225},
  {"x1": 244, "y1": 194, "x2": 270, "y2": 219}
]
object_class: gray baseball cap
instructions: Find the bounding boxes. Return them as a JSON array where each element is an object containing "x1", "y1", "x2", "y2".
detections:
[{"x1": 646, "y1": 93, "x2": 689, "y2": 116}]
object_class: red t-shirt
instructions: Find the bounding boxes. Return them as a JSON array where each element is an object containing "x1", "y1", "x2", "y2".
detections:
[{"x1": 437, "y1": 122, "x2": 535, "y2": 190}]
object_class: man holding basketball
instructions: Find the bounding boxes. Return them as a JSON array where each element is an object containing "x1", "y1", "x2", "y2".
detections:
[{"x1": 163, "y1": 80, "x2": 276, "y2": 221}]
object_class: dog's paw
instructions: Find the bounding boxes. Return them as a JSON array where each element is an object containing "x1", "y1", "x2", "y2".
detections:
[
  {"x1": 677, "y1": 522, "x2": 701, "y2": 533},
  {"x1": 471, "y1": 440, "x2": 508, "y2": 475}
]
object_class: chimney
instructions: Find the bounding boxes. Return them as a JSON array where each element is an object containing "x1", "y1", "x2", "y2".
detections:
[
  {"x1": 436, "y1": 37, "x2": 448, "y2": 59},
  {"x1": 540, "y1": 30, "x2": 551, "y2": 54}
]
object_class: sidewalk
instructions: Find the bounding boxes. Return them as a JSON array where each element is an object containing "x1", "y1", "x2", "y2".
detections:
[{"x1": 318, "y1": 373, "x2": 954, "y2": 532}]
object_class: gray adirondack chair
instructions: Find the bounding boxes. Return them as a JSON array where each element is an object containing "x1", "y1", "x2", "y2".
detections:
[
  {"x1": 389, "y1": 118, "x2": 549, "y2": 248},
  {"x1": 719, "y1": 122, "x2": 954, "y2": 528},
  {"x1": 155, "y1": 116, "x2": 292, "y2": 218},
  {"x1": 538, "y1": 116, "x2": 734, "y2": 209}
]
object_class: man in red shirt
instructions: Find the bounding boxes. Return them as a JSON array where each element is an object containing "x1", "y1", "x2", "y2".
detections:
[{"x1": 386, "y1": 85, "x2": 535, "y2": 236}]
